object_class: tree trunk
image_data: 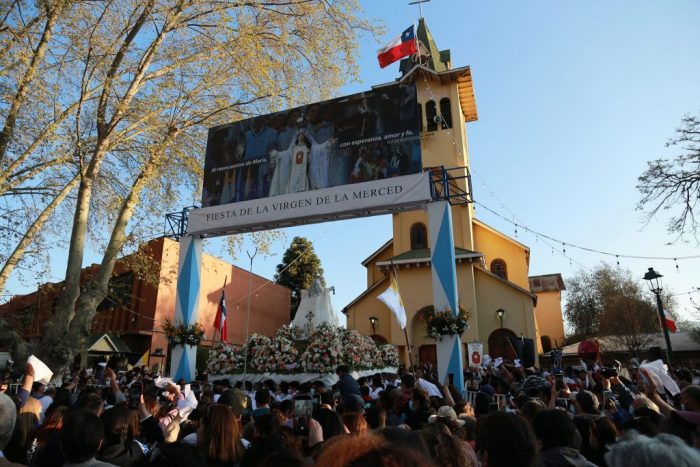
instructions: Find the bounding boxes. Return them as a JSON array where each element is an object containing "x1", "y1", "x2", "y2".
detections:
[
  {"x1": 0, "y1": 2, "x2": 64, "y2": 165},
  {"x1": 49, "y1": 1, "x2": 174, "y2": 371},
  {"x1": 67, "y1": 143, "x2": 168, "y2": 344}
]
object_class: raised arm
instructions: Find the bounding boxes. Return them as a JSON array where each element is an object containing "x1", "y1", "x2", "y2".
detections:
[{"x1": 19, "y1": 362, "x2": 34, "y2": 408}]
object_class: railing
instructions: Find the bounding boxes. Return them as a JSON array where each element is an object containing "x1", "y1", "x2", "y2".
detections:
[
  {"x1": 164, "y1": 205, "x2": 198, "y2": 240},
  {"x1": 463, "y1": 390, "x2": 508, "y2": 407},
  {"x1": 425, "y1": 166, "x2": 473, "y2": 205}
]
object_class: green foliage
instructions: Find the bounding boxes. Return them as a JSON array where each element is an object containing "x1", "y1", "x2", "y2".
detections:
[
  {"x1": 162, "y1": 320, "x2": 205, "y2": 346},
  {"x1": 274, "y1": 236, "x2": 325, "y2": 320},
  {"x1": 0, "y1": 0, "x2": 379, "y2": 371},
  {"x1": 420, "y1": 306, "x2": 470, "y2": 341},
  {"x1": 564, "y1": 263, "x2": 662, "y2": 345}
]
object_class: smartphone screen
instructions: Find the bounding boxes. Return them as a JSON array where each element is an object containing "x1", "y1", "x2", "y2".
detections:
[
  {"x1": 294, "y1": 396, "x2": 313, "y2": 417},
  {"x1": 129, "y1": 382, "x2": 143, "y2": 409},
  {"x1": 294, "y1": 396, "x2": 313, "y2": 436}
]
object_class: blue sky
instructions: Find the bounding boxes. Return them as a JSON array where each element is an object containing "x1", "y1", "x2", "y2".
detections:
[
  {"x1": 227, "y1": 0, "x2": 700, "y2": 325},
  {"x1": 6, "y1": 1, "x2": 700, "y2": 329}
]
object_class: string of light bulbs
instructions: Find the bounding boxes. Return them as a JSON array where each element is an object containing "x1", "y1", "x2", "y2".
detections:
[
  {"x1": 414, "y1": 57, "x2": 699, "y2": 269},
  {"x1": 417, "y1": 68, "x2": 586, "y2": 268}
]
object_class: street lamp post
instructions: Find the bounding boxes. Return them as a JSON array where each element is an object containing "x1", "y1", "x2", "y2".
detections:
[
  {"x1": 643, "y1": 267, "x2": 674, "y2": 366},
  {"x1": 242, "y1": 247, "x2": 258, "y2": 384},
  {"x1": 496, "y1": 308, "x2": 505, "y2": 328},
  {"x1": 369, "y1": 316, "x2": 378, "y2": 335}
]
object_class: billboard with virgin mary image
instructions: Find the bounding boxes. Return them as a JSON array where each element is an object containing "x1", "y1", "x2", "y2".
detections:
[{"x1": 200, "y1": 82, "x2": 422, "y2": 208}]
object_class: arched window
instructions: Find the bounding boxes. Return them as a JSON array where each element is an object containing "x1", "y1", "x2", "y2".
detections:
[
  {"x1": 439, "y1": 97, "x2": 452, "y2": 129},
  {"x1": 417, "y1": 102, "x2": 423, "y2": 132},
  {"x1": 490, "y1": 259, "x2": 508, "y2": 280},
  {"x1": 410, "y1": 223, "x2": 428, "y2": 250},
  {"x1": 425, "y1": 100, "x2": 437, "y2": 132}
]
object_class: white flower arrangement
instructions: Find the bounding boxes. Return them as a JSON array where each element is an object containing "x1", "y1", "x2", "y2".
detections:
[
  {"x1": 274, "y1": 324, "x2": 304, "y2": 342},
  {"x1": 206, "y1": 321, "x2": 400, "y2": 375},
  {"x1": 300, "y1": 330, "x2": 343, "y2": 373},
  {"x1": 380, "y1": 344, "x2": 400, "y2": 368},
  {"x1": 340, "y1": 329, "x2": 378, "y2": 370},
  {"x1": 206, "y1": 342, "x2": 244, "y2": 374}
]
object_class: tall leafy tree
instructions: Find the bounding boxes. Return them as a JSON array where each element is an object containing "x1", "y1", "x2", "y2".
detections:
[
  {"x1": 0, "y1": 0, "x2": 377, "y2": 371},
  {"x1": 637, "y1": 112, "x2": 700, "y2": 241},
  {"x1": 275, "y1": 236, "x2": 325, "y2": 320},
  {"x1": 564, "y1": 263, "x2": 671, "y2": 357}
]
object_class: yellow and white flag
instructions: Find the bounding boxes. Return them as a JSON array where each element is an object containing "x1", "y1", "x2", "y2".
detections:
[
  {"x1": 377, "y1": 271, "x2": 406, "y2": 329},
  {"x1": 135, "y1": 350, "x2": 149, "y2": 368}
]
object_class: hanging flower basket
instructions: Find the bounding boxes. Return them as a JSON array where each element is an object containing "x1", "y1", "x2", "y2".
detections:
[
  {"x1": 162, "y1": 319, "x2": 205, "y2": 346},
  {"x1": 421, "y1": 307, "x2": 471, "y2": 341}
]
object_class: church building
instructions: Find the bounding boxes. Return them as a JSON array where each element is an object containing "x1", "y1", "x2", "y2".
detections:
[{"x1": 343, "y1": 19, "x2": 565, "y2": 368}]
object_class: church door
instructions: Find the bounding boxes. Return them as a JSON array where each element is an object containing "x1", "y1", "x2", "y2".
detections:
[
  {"x1": 418, "y1": 344, "x2": 437, "y2": 366},
  {"x1": 487, "y1": 328, "x2": 518, "y2": 361}
]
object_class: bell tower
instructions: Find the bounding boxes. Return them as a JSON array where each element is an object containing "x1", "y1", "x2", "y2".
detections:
[{"x1": 387, "y1": 18, "x2": 478, "y2": 256}]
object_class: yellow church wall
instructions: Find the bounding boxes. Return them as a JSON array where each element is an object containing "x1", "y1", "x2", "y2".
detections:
[
  {"x1": 345, "y1": 262, "x2": 541, "y2": 367},
  {"x1": 391, "y1": 205, "x2": 474, "y2": 256},
  {"x1": 346, "y1": 277, "x2": 393, "y2": 340},
  {"x1": 473, "y1": 269, "x2": 540, "y2": 360},
  {"x1": 392, "y1": 209, "x2": 425, "y2": 254},
  {"x1": 473, "y1": 220, "x2": 530, "y2": 290},
  {"x1": 365, "y1": 244, "x2": 395, "y2": 287},
  {"x1": 535, "y1": 290, "x2": 566, "y2": 348},
  {"x1": 346, "y1": 273, "x2": 411, "y2": 364},
  {"x1": 344, "y1": 44, "x2": 551, "y2": 367}
]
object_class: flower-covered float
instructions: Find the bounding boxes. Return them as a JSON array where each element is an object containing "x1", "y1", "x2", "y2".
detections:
[
  {"x1": 206, "y1": 323, "x2": 400, "y2": 386},
  {"x1": 207, "y1": 279, "x2": 399, "y2": 385}
]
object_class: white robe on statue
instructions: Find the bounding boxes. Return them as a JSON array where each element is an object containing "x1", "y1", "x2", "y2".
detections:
[{"x1": 291, "y1": 279, "x2": 338, "y2": 338}]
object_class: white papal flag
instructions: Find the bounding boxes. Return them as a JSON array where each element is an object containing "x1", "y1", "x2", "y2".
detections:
[
  {"x1": 377, "y1": 271, "x2": 407, "y2": 329},
  {"x1": 135, "y1": 350, "x2": 149, "y2": 368}
]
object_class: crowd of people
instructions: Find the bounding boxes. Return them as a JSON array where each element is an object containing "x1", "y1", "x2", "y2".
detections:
[{"x1": 1, "y1": 357, "x2": 700, "y2": 466}]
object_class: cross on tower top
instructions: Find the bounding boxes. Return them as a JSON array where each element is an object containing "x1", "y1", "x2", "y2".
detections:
[{"x1": 408, "y1": 0, "x2": 431, "y2": 19}]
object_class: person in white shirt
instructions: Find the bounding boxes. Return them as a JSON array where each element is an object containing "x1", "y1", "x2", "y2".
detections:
[
  {"x1": 415, "y1": 369, "x2": 443, "y2": 398},
  {"x1": 369, "y1": 375, "x2": 384, "y2": 400}
]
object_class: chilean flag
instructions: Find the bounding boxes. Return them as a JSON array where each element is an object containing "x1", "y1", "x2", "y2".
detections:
[
  {"x1": 214, "y1": 289, "x2": 228, "y2": 341},
  {"x1": 377, "y1": 26, "x2": 417, "y2": 69},
  {"x1": 661, "y1": 315, "x2": 677, "y2": 333}
]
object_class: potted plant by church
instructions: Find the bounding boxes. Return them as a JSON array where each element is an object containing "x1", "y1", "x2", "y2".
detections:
[
  {"x1": 421, "y1": 307, "x2": 470, "y2": 341},
  {"x1": 421, "y1": 306, "x2": 470, "y2": 378},
  {"x1": 163, "y1": 320, "x2": 205, "y2": 380}
]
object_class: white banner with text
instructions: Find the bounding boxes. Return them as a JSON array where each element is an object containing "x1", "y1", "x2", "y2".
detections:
[{"x1": 187, "y1": 172, "x2": 432, "y2": 236}]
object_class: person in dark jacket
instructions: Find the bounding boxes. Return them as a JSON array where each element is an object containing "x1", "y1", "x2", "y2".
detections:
[
  {"x1": 97, "y1": 404, "x2": 147, "y2": 467},
  {"x1": 404, "y1": 388, "x2": 434, "y2": 431},
  {"x1": 334, "y1": 366, "x2": 360, "y2": 404},
  {"x1": 60, "y1": 410, "x2": 116, "y2": 467},
  {"x1": 532, "y1": 409, "x2": 597, "y2": 467}
]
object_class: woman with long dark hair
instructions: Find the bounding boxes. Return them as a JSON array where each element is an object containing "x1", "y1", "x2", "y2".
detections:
[
  {"x1": 97, "y1": 404, "x2": 147, "y2": 467},
  {"x1": 150, "y1": 404, "x2": 245, "y2": 467},
  {"x1": 198, "y1": 404, "x2": 245, "y2": 465},
  {"x1": 26, "y1": 406, "x2": 65, "y2": 465}
]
